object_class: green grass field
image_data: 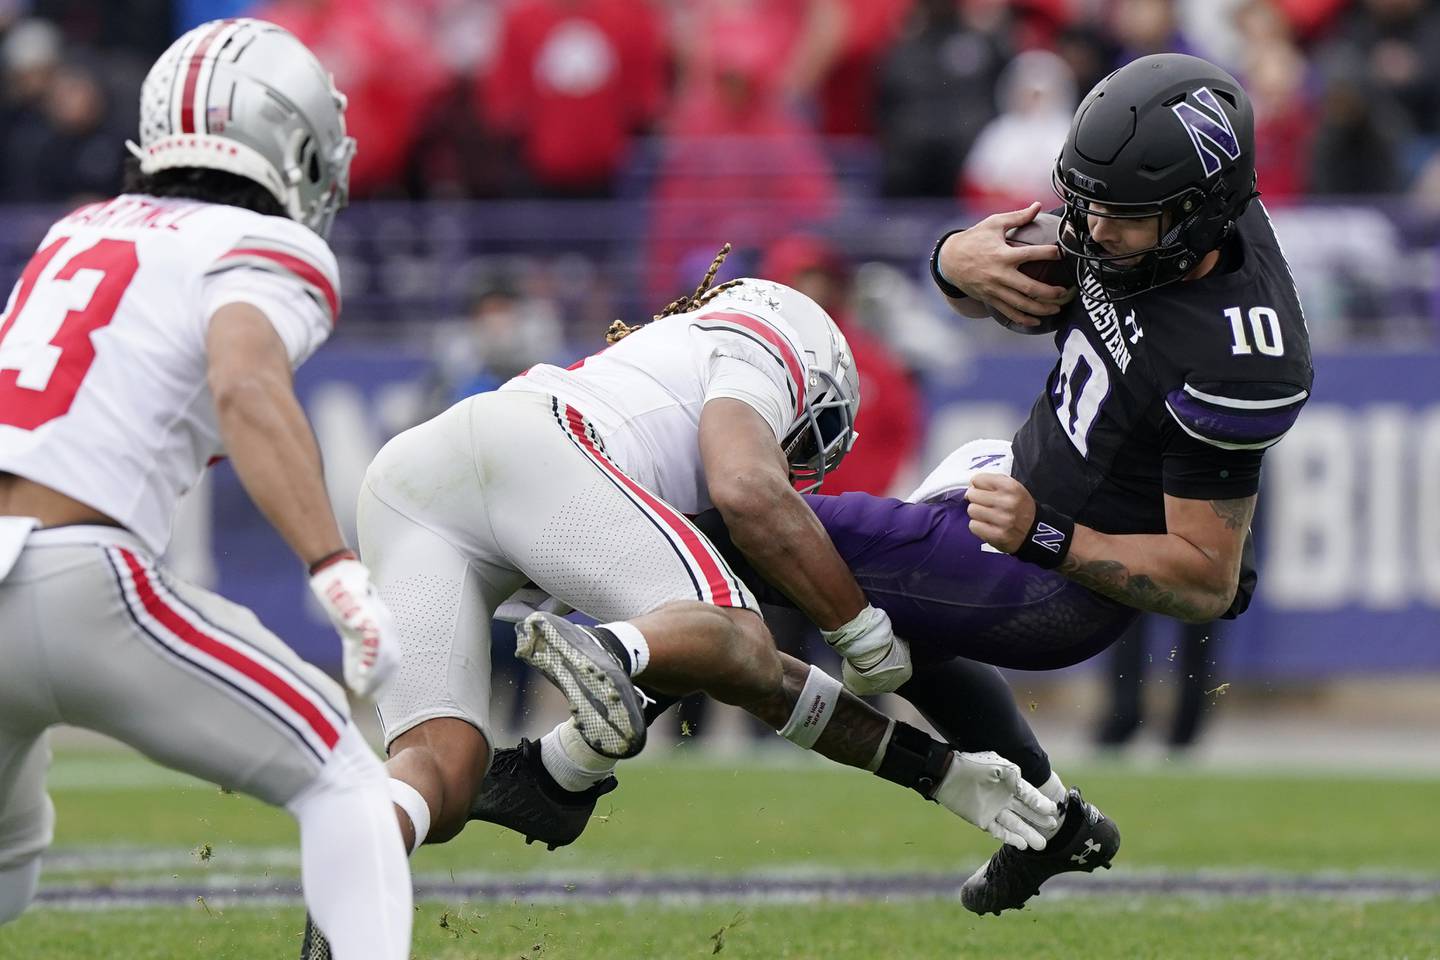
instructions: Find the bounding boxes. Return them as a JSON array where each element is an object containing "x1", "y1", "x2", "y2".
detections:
[{"x1": 3, "y1": 748, "x2": 1438, "y2": 959}]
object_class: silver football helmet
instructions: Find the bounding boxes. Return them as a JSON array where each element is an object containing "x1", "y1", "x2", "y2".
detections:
[
  {"x1": 127, "y1": 18, "x2": 356, "y2": 238},
  {"x1": 705, "y1": 279, "x2": 861, "y2": 492}
]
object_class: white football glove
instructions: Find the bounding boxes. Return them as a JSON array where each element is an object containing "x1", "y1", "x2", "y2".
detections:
[
  {"x1": 822, "y1": 605, "x2": 912, "y2": 695},
  {"x1": 932, "y1": 750, "x2": 1060, "y2": 850},
  {"x1": 308, "y1": 552, "x2": 401, "y2": 699}
]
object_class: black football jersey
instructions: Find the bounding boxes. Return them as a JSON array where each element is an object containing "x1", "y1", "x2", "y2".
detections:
[{"x1": 1012, "y1": 202, "x2": 1313, "y2": 536}]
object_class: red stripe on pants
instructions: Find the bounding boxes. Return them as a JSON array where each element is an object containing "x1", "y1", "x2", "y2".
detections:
[
  {"x1": 562, "y1": 406, "x2": 737, "y2": 607},
  {"x1": 118, "y1": 549, "x2": 340, "y2": 750}
]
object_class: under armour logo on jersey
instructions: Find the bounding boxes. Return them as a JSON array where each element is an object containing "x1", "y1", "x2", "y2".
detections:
[
  {"x1": 1031, "y1": 522, "x2": 1067, "y2": 554},
  {"x1": 1071, "y1": 838, "x2": 1103, "y2": 865},
  {"x1": 1123, "y1": 310, "x2": 1144, "y2": 344},
  {"x1": 1171, "y1": 87, "x2": 1241, "y2": 177}
]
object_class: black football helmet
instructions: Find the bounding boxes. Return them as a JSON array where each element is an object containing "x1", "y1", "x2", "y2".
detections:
[{"x1": 1052, "y1": 54, "x2": 1257, "y2": 301}]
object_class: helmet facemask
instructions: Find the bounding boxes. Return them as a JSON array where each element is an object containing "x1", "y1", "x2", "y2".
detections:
[
  {"x1": 783, "y1": 364, "x2": 858, "y2": 494},
  {"x1": 1054, "y1": 167, "x2": 1234, "y2": 303}
]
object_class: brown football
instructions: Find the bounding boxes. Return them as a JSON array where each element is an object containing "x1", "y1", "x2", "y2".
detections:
[
  {"x1": 1007, "y1": 212, "x2": 1074, "y2": 289},
  {"x1": 988, "y1": 212, "x2": 1075, "y2": 335}
]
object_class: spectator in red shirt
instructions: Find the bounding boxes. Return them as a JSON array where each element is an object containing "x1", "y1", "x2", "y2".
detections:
[
  {"x1": 1236, "y1": 2, "x2": 1313, "y2": 203},
  {"x1": 647, "y1": 22, "x2": 838, "y2": 302},
  {"x1": 760, "y1": 233, "x2": 922, "y2": 496},
  {"x1": 815, "y1": 0, "x2": 911, "y2": 137},
  {"x1": 254, "y1": 0, "x2": 449, "y2": 197},
  {"x1": 480, "y1": 0, "x2": 665, "y2": 197}
]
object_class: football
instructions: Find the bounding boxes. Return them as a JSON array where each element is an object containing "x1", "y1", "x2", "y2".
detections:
[{"x1": 987, "y1": 212, "x2": 1075, "y2": 335}]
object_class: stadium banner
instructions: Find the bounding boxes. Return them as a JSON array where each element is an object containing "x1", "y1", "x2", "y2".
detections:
[{"x1": 174, "y1": 345, "x2": 1440, "y2": 679}]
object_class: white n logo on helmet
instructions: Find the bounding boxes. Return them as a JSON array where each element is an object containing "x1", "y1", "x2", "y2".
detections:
[{"x1": 1170, "y1": 87, "x2": 1241, "y2": 178}]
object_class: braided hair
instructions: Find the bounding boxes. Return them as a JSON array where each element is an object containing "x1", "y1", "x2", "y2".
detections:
[{"x1": 606, "y1": 243, "x2": 743, "y2": 345}]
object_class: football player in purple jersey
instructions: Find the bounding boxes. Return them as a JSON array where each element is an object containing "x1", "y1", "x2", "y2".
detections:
[{"x1": 472, "y1": 53, "x2": 1311, "y2": 917}]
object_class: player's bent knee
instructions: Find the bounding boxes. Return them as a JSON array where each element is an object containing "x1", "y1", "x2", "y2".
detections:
[
  {"x1": 387, "y1": 718, "x2": 492, "y2": 843},
  {"x1": 710, "y1": 609, "x2": 783, "y2": 705}
]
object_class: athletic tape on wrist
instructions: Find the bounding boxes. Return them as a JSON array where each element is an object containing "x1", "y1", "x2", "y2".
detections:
[
  {"x1": 1014, "y1": 503, "x2": 1075, "y2": 569},
  {"x1": 929, "y1": 228, "x2": 967, "y2": 299},
  {"x1": 387, "y1": 778, "x2": 431, "y2": 855},
  {"x1": 820, "y1": 605, "x2": 890, "y2": 659},
  {"x1": 777, "y1": 665, "x2": 843, "y2": 750}
]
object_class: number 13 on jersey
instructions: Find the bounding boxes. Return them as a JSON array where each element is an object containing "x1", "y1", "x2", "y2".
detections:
[{"x1": 0, "y1": 236, "x2": 139, "y2": 430}]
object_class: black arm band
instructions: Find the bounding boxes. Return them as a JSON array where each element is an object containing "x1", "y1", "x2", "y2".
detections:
[
  {"x1": 1013, "y1": 503, "x2": 1075, "y2": 569},
  {"x1": 929, "y1": 228, "x2": 966, "y2": 300},
  {"x1": 307, "y1": 548, "x2": 357, "y2": 576},
  {"x1": 874, "y1": 721, "x2": 952, "y2": 800}
]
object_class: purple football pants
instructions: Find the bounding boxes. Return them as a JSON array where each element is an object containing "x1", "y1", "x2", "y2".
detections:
[{"x1": 801, "y1": 492, "x2": 1136, "y2": 671}]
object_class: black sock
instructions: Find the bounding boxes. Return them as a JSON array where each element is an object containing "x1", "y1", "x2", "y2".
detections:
[
  {"x1": 874, "y1": 721, "x2": 951, "y2": 799},
  {"x1": 589, "y1": 625, "x2": 632, "y2": 674}
]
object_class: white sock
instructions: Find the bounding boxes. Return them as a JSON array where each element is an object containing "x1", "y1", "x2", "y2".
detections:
[
  {"x1": 0, "y1": 858, "x2": 40, "y2": 925},
  {"x1": 286, "y1": 723, "x2": 412, "y2": 960},
  {"x1": 540, "y1": 719, "x2": 617, "y2": 792},
  {"x1": 388, "y1": 778, "x2": 431, "y2": 854},
  {"x1": 598, "y1": 620, "x2": 650, "y2": 677},
  {"x1": 1034, "y1": 771, "x2": 1068, "y2": 840},
  {"x1": 1039, "y1": 771, "x2": 1067, "y2": 805}
]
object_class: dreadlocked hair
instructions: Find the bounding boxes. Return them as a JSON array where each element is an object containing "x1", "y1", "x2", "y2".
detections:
[{"x1": 606, "y1": 243, "x2": 744, "y2": 344}]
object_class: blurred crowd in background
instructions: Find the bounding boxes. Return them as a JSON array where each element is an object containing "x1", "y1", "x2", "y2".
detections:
[
  {"x1": 8, "y1": 0, "x2": 1440, "y2": 206},
  {"x1": 4, "y1": 0, "x2": 1440, "y2": 354}
]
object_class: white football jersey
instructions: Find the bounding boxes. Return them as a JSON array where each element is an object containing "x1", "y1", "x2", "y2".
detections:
[
  {"x1": 0, "y1": 194, "x2": 339, "y2": 555},
  {"x1": 502, "y1": 304, "x2": 808, "y2": 514}
]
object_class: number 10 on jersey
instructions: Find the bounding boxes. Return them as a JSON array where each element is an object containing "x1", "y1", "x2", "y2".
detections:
[{"x1": 1051, "y1": 328, "x2": 1111, "y2": 456}]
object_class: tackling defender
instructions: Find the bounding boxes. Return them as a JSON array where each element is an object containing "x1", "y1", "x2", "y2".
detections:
[
  {"x1": 352, "y1": 263, "x2": 1054, "y2": 848},
  {"x1": 473, "y1": 53, "x2": 1313, "y2": 917},
  {"x1": 296, "y1": 263, "x2": 1060, "y2": 955},
  {"x1": 0, "y1": 20, "x2": 412, "y2": 957}
]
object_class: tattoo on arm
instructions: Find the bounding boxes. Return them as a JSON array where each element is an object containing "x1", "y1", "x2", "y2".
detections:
[
  {"x1": 1058, "y1": 556, "x2": 1218, "y2": 622},
  {"x1": 1209, "y1": 497, "x2": 1254, "y2": 531}
]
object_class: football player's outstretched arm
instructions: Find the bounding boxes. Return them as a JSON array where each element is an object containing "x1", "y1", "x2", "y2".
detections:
[
  {"x1": 699, "y1": 398, "x2": 866, "y2": 630},
  {"x1": 207, "y1": 302, "x2": 399, "y2": 696},
  {"x1": 965, "y1": 473, "x2": 1252, "y2": 622},
  {"x1": 206, "y1": 302, "x2": 346, "y2": 566}
]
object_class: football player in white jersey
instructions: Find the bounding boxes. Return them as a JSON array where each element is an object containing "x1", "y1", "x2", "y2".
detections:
[
  {"x1": 338, "y1": 253, "x2": 1057, "y2": 873},
  {"x1": 0, "y1": 19, "x2": 411, "y2": 958}
]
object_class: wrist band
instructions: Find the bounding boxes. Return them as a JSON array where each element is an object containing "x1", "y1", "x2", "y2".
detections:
[
  {"x1": 929, "y1": 228, "x2": 966, "y2": 299},
  {"x1": 308, "y1": 547, "x2": 357, "y2": 576},
  {"x1": 1014, "y1": 504, "x2": 1075, "y2": 569}
]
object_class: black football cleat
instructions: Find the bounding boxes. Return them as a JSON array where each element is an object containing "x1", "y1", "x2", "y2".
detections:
[
  {"x1": 469, "y1": 737, "x2": 618, "y2": 851},
  {"x1": 514, "y1": 612, "x2": 647, "y2": 759},
  {"x1": 299, "y1": 913, "x2": 330, "y2": 960},
  {"x1": 960, "y1": 787, "x2": 1120, "y2": 916}
]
